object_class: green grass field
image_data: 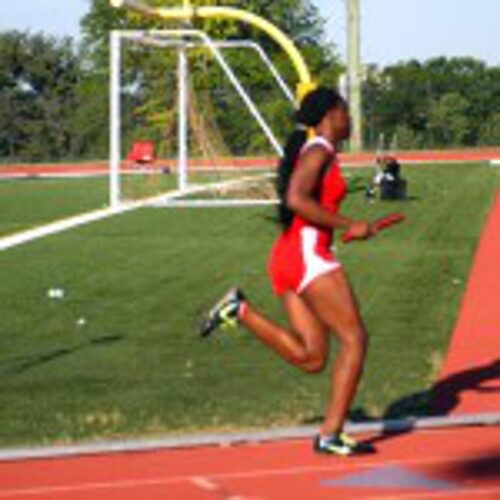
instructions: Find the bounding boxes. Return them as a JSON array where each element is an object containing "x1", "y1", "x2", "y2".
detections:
[
  {"x1": 0, "y1": 170, "x2": 269, "y2": 237},
  {"x1": 0, "y1": 163, "x2": 498, "y2": 447},
  {"x1": 0, "y1": 177, "x2": 107, "y2": 237}
]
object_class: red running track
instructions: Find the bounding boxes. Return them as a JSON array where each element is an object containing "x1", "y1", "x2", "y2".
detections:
[
  {"x1": 0, "y1": 426, "x2": 499, "y2": 500},
  {"x1": 432, "y1": 194, "x2": 500, "y2": 416},
  {"x1": 1, "y1": 148, "x2": 500, "y2": 178},
  {"x1": 0, "y1": 196, "x2": 499, "y2": 499}
]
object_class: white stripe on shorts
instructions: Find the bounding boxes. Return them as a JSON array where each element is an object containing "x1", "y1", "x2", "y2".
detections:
[{"x1": 298, "y1": 227, "x2": 341, "y2": 294}]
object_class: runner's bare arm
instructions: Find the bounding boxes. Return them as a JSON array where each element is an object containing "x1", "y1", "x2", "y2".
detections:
[{"x1": 286, "y1": 145, "x2": 365, "y2": 233}]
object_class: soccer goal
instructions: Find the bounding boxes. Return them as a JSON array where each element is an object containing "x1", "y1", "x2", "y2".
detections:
[{"x1": 109, "y1": 29, "x2": 296, "y2": 209}]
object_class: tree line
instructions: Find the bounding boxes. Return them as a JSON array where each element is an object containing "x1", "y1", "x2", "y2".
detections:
[
  {"x1": 0, "y1": 0, "x2": 499, "y2": 163},
  {"x1": 363, "y1": 58, "x2": 500, "y2": 150}
]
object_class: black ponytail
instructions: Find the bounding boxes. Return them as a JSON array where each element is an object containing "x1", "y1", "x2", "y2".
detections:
[
  {"x1": 276, "y1": 87, "x2": 346, "y2": 229},
  {"x1": 276, "y1": 127, "x2": 308, "y2": 227}
]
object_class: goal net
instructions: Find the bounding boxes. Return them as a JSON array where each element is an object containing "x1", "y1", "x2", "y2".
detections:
[{"x1": 109, "y1": 29, "x2": 296, "y2": 209}]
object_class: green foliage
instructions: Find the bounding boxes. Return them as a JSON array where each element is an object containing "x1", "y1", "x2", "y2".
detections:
[
  {"x1": 80, "y1": 0, "x2": 341, "y2": 158},
  {"x1": 8, "y1": 2, "x2": 500, "y2": 159},
  {"x1": 0, "y1": 1, "x2": 341, "y2": 163},
  {"x1": 363, "y1": 57, "x2": 500, "y2": 150},
  {"x1": 0, "y1": 32, "x2": 80, "y2": 162},
  {"x1": 392, "y1": 124, "x2": 423, "y2": 150},
  {"x1": 428, "y1": 93, "x2": 470, "y2": 147},
  {"x1": 479, "y1": 112, "x2": 500, "y2": 146}
]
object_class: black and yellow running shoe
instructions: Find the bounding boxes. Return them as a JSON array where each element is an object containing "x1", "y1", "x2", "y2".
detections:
[
  {"x1": 313, "y1": 432, "x2": 376, "y2": 456},
  {"x1": 199, "y1": 287, "x2": 246, "y2": 338}
]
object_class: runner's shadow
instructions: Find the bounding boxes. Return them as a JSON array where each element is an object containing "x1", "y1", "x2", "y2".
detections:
[
  {"x1": 444, "y1": 450, "x2": 500, "y2": 480},
  {"x1": 367, "y1": 358, "x2": 500, "y2": 445},
  {"x1": 0, "y1": 335, "x2": 124, "y2": 378}
]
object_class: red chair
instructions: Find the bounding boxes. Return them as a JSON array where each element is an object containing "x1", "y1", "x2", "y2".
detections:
[{"x1": 127, "y1": 141, "x2": 156, "y2": 166}]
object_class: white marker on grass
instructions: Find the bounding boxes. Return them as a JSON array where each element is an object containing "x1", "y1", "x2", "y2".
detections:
[{"x1": 47, "y1": 288, "x2": 65, "y2": 299}]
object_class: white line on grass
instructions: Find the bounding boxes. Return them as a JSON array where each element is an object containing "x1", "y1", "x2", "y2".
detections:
[
  {"x1": 0, "y1": 173, "x2": 274, "y2": 252},
  {"x1": 0, "y1": 206, "x2": 124, "y2": 252}
]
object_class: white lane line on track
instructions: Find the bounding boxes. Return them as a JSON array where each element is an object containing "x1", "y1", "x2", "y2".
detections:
[
  {"x1": 190, "y1": 476, "x2": 220, "y2": 492},
  {"x1": 191, "y1": 476, "x2": 219, "y2": 491},
  {"x1": 190, "y1": 475, "x2": 264, "y2": 500},
  {"x1": 1, "y1": 454, "x2": 498, "y2": 498}
]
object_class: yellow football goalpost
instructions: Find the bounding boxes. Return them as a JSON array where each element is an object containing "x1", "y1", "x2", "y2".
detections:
[
  {"x1": 109, "y1": 0, "x2": 316, "y2": 101},
  {"x1": 109, "y1": 0, "x2": 320, "y2": 209}
]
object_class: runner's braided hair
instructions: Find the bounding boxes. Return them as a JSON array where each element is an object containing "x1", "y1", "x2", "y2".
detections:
[{"x1": 276, "y1": 87, "x2": 346, "y2": 228}]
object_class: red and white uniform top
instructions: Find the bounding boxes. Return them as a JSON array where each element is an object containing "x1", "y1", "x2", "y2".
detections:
[
  {"x1": 287, "y1": 136, "x2": 348, "y2": 248},
  {"x1": 268, "y1": 136, "x2": 349, "y2": 296}
]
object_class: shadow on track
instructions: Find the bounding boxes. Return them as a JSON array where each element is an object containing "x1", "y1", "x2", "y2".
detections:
[{"x1": 301, "y1": 359, "x2": 500, "y2": 444}]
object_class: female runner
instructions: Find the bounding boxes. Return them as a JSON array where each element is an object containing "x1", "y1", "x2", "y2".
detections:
[{"x1": 200, "y1": 87, "x2": 376, "y2": 456}]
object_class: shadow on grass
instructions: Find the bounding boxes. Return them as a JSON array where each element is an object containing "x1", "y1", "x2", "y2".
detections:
[
  {"x1": 301, "y1": 359, "x2": 500, "y2": 438},
  {"x1": 368, "y1": 195, "x2": 422, "y2": 203},
  {"x1": 0, "y1": 335, "x2": 124, "y2": 378},
  {"x1": 365, "y1": 358, "x2": 500, "y2": 446},
  {"x1": 386, "y1": 358, "x2": 500, "y2": 419}
]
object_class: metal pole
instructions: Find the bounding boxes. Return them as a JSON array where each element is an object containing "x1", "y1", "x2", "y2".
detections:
[
  {"x1": 110, "y1": 31, "x2": 122, "y2": 209},
  {"x1": 347, "y1": 0, "x2": 363, "y2": 152},
  {"x1": 178, "y1": 46, "x2": 189, "y2": 192},
  {"x1": 247, "y1": 43, "x2": 295, "y2": 104},
  {"x1": 200, "y1": 33, "x2": 283, "y2": 156},
  {"x1": 126, "y1": 32, "x2": 295, "y2": 105},
  {"x1": 213, "y1": 41, "x2": 295, "y2": 105}
]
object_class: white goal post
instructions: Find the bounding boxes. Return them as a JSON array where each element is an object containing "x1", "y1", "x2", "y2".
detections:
[{"x1": 109, "y1": 29, "x2": 295, "y2": 209}]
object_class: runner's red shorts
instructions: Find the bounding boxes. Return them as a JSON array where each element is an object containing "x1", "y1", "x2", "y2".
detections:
[{"x1": 268, "y1": 226, "x2": 342, "y2": 296}]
